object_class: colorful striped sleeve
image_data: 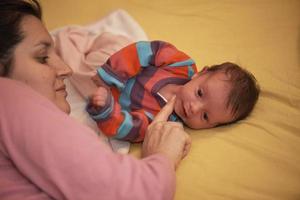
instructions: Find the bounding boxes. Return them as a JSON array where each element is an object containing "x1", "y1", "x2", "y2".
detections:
[
  {"x1": 96, "y1": 40, "x2": 197, "y2": 91},
  {"x1": 92, "y1": 99, "x2": 150, "y2": 142}
]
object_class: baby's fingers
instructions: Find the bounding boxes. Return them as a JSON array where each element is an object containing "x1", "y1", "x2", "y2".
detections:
[{"x1": 92, "y1": 96, "x2": 107, "y2": 107}]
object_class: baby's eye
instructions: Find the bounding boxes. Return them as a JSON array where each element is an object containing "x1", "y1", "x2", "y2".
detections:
[
  {"x1": 203, "y1": 112, "x2": 209, "y2": 121},
  {"x1": 197, "y1": 89, "x2": 203, "y2": 97}
]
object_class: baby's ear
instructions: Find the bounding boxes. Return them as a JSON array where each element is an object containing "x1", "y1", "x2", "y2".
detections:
[
  {"x1": 200, "y1": 66, "x2": 209, "y2": 73},
  {"x1": 191, "y1": 72, "x2": 200, "y2": 79},
  {"x1": 192, "y1": 66, "x2": 209, "y2": 79}
]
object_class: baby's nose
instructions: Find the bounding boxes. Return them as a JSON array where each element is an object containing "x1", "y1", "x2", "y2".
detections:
[{"x1": 190, "y1": 101, "x2": 204, "y2": 114}]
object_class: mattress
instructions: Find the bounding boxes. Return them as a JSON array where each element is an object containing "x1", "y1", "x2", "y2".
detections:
[{"x1": 42, "y1": 0, "x2": 300, "y2": 199}]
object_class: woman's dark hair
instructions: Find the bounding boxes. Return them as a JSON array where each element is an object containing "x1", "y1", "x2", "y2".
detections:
[{"x1": 0, "y1": 0, "x2": 42, "y2": 76}]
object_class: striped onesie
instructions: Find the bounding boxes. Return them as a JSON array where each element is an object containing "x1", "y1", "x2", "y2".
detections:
[{"x1": 87, "y1": 40, "x2": 198, "y2": 142}]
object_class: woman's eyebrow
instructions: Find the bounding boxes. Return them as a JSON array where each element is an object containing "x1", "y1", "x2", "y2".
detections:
[{"x1": 34, "y1": 41, "x2": 52, "y2": 48}]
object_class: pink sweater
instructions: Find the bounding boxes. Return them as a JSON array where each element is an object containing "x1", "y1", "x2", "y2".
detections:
[{"x1": 0, "y1": 78, "x2": 175, "y2": 200}]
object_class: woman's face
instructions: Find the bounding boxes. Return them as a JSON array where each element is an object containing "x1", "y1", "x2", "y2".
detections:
[{"x1": 9, "y1": 15, "x2": 73, "y2": 113}]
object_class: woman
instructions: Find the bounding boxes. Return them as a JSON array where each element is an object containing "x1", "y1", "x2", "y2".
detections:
[{"x1": 0, "y1": 0, "x2": 191, "y2": 199}]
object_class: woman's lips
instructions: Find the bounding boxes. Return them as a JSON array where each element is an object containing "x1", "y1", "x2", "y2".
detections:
[
  {"x1": 56, "y1": 85, "x2": 67, "y2": 97},
  {"x1": 56, "y1": 85, "x2": 66, "y2": 91}
]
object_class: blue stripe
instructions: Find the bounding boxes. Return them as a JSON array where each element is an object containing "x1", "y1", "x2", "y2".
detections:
[
  {"x1": 188, "y1": 65, "x2": 195, "y2": 78},
  {"x1": 91, "y1": 98, "x2": 114, "y2": 120},
  {"x1": 115, "y1": 111, "x2": 133, "y2": 139},
  {"x1": 168, "y1": 58, "x2": 195, "y2": 67},
  {"x1": 97, "y1": 68, "x2": 125, "y2": 90},
  {"x1": 119, "y1": 78, "x2": 136, "y2": 110},
  {"x1": 136, "y1": 41, "x2": 153, "y2": 67},
  {"x1": 169, "y1": 113, "x2": 179, "y2": 122}
]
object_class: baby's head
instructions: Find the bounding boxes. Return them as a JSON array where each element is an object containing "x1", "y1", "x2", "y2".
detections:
[{"x1": 174, "y1": 62, "x2": 260, "y2": 129}]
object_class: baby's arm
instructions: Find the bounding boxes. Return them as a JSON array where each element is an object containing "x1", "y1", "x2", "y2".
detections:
[
  {"x1": 87, "y1": 90, "x2": 151, "y2": 142},
  {"x1": 91, "y1": 74, "x2": 109, "y2": 89},
  {"x1": 96, "y1": 40, "x2": 197, "y2": 91}
]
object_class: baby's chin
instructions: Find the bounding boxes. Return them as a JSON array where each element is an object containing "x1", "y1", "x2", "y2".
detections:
[{"x1": 173, "y1": 108, "x2": 185, "y2": 123}]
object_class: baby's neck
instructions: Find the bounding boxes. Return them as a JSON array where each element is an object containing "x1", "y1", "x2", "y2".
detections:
[{"x1": 157, "y1": 84, "x2": 181, "y2": 102}]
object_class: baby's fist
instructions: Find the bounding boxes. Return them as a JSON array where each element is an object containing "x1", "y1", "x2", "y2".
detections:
[{"x1": 91, "y1": 87, "x2": 109, "y2": 108}]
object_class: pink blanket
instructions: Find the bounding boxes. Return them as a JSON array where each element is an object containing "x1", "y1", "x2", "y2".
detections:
[{"x1": 54, "y1": 30, "x2": 131, "y2": 97}]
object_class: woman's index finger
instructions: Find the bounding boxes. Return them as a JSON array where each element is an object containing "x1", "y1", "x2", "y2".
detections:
[{"x1": 152, "y1": 96, "x2": 176, "y2": 123}]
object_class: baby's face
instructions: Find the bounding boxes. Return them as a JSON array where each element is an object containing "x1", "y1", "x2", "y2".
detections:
[{"x1": 174, "y1": 71, "x2": 235, "y2": 129}]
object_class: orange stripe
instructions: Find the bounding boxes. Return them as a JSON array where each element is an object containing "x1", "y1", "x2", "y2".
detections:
[
  {"x1": 110, "y1": 44, "x2": 141, "y2": 78},
  {"x1": 99, "y1": 108, "x2": 124, "y2": 137},
  {"x1": 140, "y1": 91, "x2": 161, "y2": 112},
  {"x1": 98, "y1": 92, "x2": 123, "y2": 137}
]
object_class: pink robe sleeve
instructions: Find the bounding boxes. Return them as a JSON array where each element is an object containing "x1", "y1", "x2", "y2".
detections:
[{"x1": 0, "y1": 78, "x2": 175, "y2": 200}]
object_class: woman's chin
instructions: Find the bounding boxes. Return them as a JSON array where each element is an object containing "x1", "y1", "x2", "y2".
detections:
[
  {"x1": 63, "y1": 103, "x2": 71, "y2": 114},
  {"x1": 56, "y1": 101, "x2": 71, "y2": 114}
]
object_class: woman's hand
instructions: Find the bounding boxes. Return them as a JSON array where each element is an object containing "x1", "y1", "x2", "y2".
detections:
[{"x1": 142, "y1": 96, "x2": 192, "y2": 170}]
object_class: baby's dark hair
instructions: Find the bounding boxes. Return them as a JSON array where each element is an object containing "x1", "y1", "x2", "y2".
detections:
[{"x1": 206, "y1": 62, "x2": 260, "y2": 124}]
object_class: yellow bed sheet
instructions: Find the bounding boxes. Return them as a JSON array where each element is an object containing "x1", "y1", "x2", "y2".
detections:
[{"x1": 42, "y1": 0, "x2": 300, "y2": 199}]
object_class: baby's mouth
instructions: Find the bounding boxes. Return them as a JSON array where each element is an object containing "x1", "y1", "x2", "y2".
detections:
[
  {"x1": 182, "y1": 104, "x2": 188, "y2": 118},
  {"x1": 174, "y1": 100, "x2": 186, "y2": 122}
]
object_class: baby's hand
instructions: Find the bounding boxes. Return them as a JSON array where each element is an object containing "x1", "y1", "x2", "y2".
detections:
[
  {"x1": 91, "y1": 74, "x2": 109, "y2": 89},
  {"x1": 91, "y1": 87, "x2": 109, "y2": 109}
]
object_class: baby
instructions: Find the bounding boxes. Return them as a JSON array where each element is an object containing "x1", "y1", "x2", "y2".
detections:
[{"x1": 87, "y1": 41, "x2": 260, "y2": 142}]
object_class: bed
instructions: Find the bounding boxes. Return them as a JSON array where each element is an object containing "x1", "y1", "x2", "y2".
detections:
[{"x1": 42, "y1": 0, "x2": 300, "y2": 199}]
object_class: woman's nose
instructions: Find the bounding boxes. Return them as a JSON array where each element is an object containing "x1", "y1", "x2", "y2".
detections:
[{"x1": 56, "y1": 57, "x2": 73, "y2": 78}]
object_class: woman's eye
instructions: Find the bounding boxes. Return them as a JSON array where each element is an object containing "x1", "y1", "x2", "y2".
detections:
[
  {"x1": 197, "y1": 89, "x2": 203, "y2": 97},
  {"x1": 37, "y1": 56, "x2": 49, "y2": 64}
]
